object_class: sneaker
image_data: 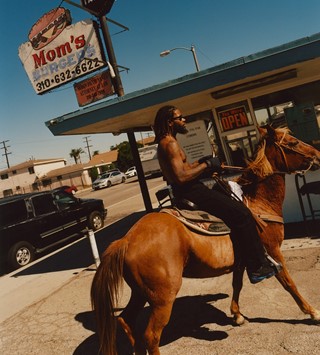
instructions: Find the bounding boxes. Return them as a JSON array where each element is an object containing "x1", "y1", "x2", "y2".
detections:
[{"x1": 247, "y1": 264, "x2": 276, "y2": 284}]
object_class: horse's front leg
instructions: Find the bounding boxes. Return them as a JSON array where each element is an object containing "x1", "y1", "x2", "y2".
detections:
[
  {"x1": 230, "y1": 265, "x2": 246, "y2": 325},
  {"x1": 276, "y1": 262, "x2": 320, "y2": 321},
  {"x1": 269, "y1": 248, "x2": 320, "y2": 322}
]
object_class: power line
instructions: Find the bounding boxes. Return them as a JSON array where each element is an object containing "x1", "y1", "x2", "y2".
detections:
[{"x1": 1, "y1": 140, "x2": 12, "y2": 168}]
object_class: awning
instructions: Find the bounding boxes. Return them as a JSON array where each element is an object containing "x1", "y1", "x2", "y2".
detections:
[{"x1": 46, "y1": 33, "x2": 320, "y2": 137}]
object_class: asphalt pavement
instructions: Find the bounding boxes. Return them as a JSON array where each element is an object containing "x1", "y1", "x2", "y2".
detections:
[{"x1": 1, "y1": 214, "x2": 319, "y2": 355}]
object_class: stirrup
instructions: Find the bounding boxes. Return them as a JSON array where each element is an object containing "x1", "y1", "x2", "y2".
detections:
[{"x1": 265, "y1": 254, "x2": 282, "y2": 273}]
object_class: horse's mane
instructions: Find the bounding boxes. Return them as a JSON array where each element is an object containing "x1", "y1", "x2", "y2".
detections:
[{"x1": 237, "y1": 126, "x2": 290, "y2": 184}]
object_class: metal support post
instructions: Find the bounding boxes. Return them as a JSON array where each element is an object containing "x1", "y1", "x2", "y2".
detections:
[
  {"x1": 127, "y1": 131, "x2": 153, "y2": 212},
  {"x1": 87, "y1": 229, "x2": 101, "y2": 268}
]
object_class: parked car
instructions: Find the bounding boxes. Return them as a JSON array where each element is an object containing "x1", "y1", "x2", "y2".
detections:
[
  {"x1": 52, "y1": 185, "x2": 78, "y2": 194},
  {"x1": 125, "y1": 166, "x2": 137, "y2": 178},
  {"x1": 0, "y1": 190, "x2": 107, "y2": 270},
  {"x1": 92, "y1": 170, "x2": 126, "y2": 190}
]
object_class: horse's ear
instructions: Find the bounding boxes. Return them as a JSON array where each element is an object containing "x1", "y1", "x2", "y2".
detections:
[
  {"x1": 258, "y1": 126, "x2": 267, "y2": 139},
  {"x1": 258, "y1": 125, "x2": 276, "y2": 141},
  {"x1": 266, "y1": 124, "x2": 276, "y2": 139}
]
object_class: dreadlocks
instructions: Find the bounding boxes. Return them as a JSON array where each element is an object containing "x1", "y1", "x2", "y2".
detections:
[{"x1": 153, "y1": 105, "x2": 177, "y2": 143}]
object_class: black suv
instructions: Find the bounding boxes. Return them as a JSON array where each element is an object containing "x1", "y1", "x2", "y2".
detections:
[{"x1": 0, "y1": 189, "x2": 107, "y2": 270}]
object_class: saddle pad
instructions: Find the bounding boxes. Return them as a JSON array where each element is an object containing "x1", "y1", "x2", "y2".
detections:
[{"x1": 161, "y1": 208, "x2": 231, "y2": 236}]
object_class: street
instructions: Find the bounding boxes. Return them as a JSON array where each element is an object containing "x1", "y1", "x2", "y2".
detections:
[{"x1": 84, "y1": 175, "x2": 166, "y2": 224}]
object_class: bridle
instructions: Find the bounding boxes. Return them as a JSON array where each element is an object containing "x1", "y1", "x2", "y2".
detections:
[
  {"x1": 273, "y1": 131, "x2": 317, "y2": 175},
  {"x1": 224, "y1": 131, "x2": 317, "y2": 176}
]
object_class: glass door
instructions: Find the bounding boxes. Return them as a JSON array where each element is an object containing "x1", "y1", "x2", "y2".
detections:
[{"x1": 214, "y1": 100, "x2": 258, "y2": 166}]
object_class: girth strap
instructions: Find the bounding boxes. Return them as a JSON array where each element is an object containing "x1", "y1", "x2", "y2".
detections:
[{"x1": 255, "y1": 213, "x2": 284, "y2": 224}]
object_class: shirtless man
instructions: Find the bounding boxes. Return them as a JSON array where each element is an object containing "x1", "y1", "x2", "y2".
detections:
[{"x1": 153, "y1": 105, "x2": 279, "y2": 284}]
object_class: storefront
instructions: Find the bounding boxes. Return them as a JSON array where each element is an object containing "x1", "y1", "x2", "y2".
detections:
[{"x1": 46, "y1": 33, "x2": 320, "y2": 222}]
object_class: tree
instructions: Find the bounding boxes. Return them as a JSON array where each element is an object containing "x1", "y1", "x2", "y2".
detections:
[
  {"x1": 117, "y1": 141, "x2": 143, "y2": 171},
  {"x1": 69, "y1": 148, "x2": 84, "y2": 164}
]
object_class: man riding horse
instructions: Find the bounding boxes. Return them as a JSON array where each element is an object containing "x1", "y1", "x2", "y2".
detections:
[{"x1": 154, "y1": 105, "x2": 281, "y2": 284}]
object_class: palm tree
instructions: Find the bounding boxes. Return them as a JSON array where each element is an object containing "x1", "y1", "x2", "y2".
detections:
[{"x1": 69, "y1": 148, "x2": 84, "y2": 164}]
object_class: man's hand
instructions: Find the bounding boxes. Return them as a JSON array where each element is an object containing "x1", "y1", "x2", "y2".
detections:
[
  {"x1": 198, "y1": 155, "x2": 222, "y2": 173},
  {"x1": 198, "y1": 155, "x2": 213, "y2": 164}
]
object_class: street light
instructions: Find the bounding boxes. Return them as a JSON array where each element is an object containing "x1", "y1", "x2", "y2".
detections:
[{"x1": 160, "y1": 45, "x2": 200, "y2": 72}]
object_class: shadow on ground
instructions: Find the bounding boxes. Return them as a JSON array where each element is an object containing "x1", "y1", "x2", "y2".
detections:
[{"x1": 74, "y1": 293, "x2": 231, "y2": 355}]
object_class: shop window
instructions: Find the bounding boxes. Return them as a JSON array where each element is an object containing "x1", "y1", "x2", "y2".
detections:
[
  {"x1": 254, "y1": 102, "x2": 293, "y2": 128},
  {"x1": 1, "y1": 174, "x2": 9, "y2": 180},
  {"x1": 225, "y1": 129, "x2": 258, "y2": 164}
]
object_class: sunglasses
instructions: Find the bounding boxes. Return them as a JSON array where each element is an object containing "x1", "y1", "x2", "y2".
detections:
[{"x1": 173, "y1": 115, "x2": 185, "y2": 121}]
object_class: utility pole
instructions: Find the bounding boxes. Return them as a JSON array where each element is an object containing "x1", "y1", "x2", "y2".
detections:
[
  {"x1": 63, "y1": 0, "x2": 153, "y2": 212},
  {"x1": 1, "y1": 140, "x2": 11, "y2": 169},
  {"x1": 98, "y1": 9, "x2": 152, "y2": 211},
  {"x1": 83, "y1": 136, "x2": 92, "y2": 160}
]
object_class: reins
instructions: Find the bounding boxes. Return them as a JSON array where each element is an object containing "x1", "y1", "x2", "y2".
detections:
[
  {"x1": 213, "y1": 131, "x2": 317, "y2": 227},
  {"x1": 223, "y1": 130, "x2": 317, "y2": 176},
  {"x1": 211, "y1": 174, "x2": 284, "y2": 228}
]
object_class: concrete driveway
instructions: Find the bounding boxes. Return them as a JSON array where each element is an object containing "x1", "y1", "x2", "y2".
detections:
[{"x1": 0, "y1": 235, "x2": 319, "y2": 355}]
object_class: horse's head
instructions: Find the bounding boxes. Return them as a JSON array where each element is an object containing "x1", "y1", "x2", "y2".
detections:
[{"x1": 259, "y1": 125, "x2": 320, "y2": 174}]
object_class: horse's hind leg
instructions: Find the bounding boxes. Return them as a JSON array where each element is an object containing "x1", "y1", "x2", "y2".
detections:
[
  {"x1": 230, "y1": 265, "x2": 246, "y2": 325},
  {"x1": 142, "y1": 302, "x2": 175, "y2": 355},
  {"x1": 118, "y1": 290, "x2": 146, "y2": 351}
]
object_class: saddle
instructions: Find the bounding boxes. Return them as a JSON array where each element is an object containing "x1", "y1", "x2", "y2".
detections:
[
  {"x1": 157, "y1": 183, "x2": 231, "y2": 236},
  {"x1": 157, "y1": 181, "x2": 283, "y2": 236},
  {"x1": 160, "y1": 198, "x2": 231, "y2": 236}
]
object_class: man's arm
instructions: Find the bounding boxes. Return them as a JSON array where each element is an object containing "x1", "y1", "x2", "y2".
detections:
[{"x1": 161, "y1": 139, "x2": 208, "y2": 185}]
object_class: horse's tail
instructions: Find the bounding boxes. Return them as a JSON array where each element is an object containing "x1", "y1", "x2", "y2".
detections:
[{"x1": 91, "y1": 238, "x2": 128, "y2": 355}]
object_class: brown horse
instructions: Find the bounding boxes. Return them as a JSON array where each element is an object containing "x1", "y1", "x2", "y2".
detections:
[{"x1": 91, "y1": 125, "x2": 320, "y2": 355}]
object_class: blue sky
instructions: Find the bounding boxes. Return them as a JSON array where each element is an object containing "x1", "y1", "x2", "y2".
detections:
[{"x1": 1, "y1": 0, "x2": 320, "y2": 169}]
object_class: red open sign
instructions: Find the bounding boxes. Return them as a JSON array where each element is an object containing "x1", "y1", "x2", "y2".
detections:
[{"x1": 218, "y1": 106, "x2": 250, "y2": 131}]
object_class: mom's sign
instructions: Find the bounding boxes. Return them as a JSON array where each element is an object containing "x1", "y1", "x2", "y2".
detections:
[{"x1": 18, "y1": 8, "x2": 106, "y2": 95}]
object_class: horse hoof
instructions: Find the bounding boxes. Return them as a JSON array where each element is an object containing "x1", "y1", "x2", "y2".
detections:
[
  {"x1": 233, "y1": 314, "x2": 245, "y2": 326},
  {"x1": 311, "y1": 309, "x2": 320, "y2": 322}
]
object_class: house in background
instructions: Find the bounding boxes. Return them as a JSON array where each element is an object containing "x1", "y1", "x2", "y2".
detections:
[
  {"x1": 87, "y1": 150, "x2": 118, "y2": 174},
  {"x1": 41, "y1": 163, "x2": 92, "y2": 191},
  {"x1": 0, "y1": 137, "x2": 156, "y2": 197},
  {"x1": 0, "y1": 150, "x2": 120, "y2": 197},
  {"x1": 0, "y1": 158, "x2": 66, "y2": 197}
]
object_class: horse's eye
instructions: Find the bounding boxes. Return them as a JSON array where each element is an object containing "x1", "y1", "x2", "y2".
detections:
[{"x1": 288, "y1": 140, "x2": 299, "y2": 147}]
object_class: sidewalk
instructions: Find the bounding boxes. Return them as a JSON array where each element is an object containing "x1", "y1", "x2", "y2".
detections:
[{"x1": 0, "y1": 235, "x2": 319, "y2": 354}]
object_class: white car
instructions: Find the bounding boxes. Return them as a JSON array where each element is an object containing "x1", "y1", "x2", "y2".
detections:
[
  {"x1": 92, "y1": 170, "x2": 126, "y2": 190},
  {"x1": 125, "y1": 166, "x2": 137, "y2": 178}
]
